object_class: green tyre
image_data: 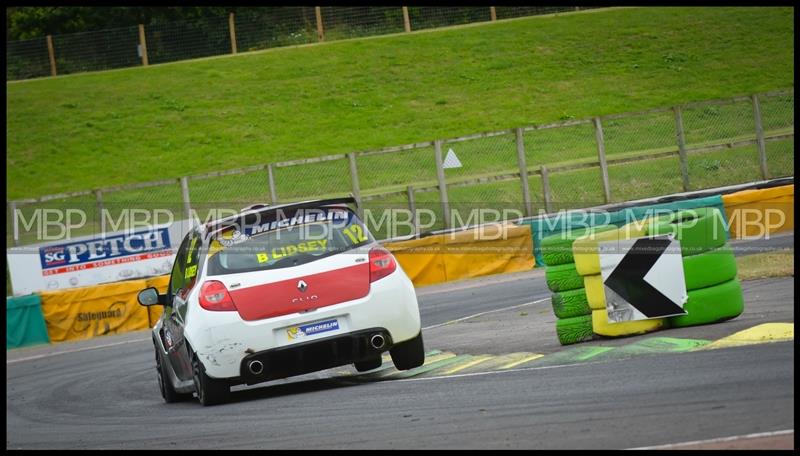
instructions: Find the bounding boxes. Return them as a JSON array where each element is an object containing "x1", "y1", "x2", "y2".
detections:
[
  {"x1": 540, "y1": 224, "x2": 617, "y2": 266},
  {"x1": 646, "y1": 207, "x2": 727, "y2": 256},
  {"x1": 556, "y1": 314, "x2": 594, "y2": 346},
  {"x1": 545, "y1": 262, "x2": 583, "y2": 292},
  {"x1": 551, "y1": 288, "x2": 591, "y2": 319},
  {"x1": 682, "y1": 244, "x2": 738, "y2": 291},
  {"x1": 669, "y1": 279, "x2": 744, "y2": 328}
]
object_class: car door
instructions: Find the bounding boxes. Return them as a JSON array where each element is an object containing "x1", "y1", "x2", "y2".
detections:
[{"x1": 162, "y1": 231, "x2": 198, "y2": 382}]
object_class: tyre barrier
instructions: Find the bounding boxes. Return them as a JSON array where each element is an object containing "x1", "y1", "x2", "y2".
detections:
[
  {"x1": 573, "y1": 221, "x2": 668, "y2": 338},
  {"x1": 645, "y1": 207, "x2": 727, "y2": 256},
  {"x1": 551, "y1": 288, "x2": 591, "y2": 319},
  {"x1": 555, "y1": 314, "x2": 594, "y2": 346},
  {"x1": 583, "y1": 273, "x2": 606, "y2": 311},
  {"x1": 669, "y1": 279, "x2": 745, "y2": 328},
  {"x1": 682, "y1": 244, "x2": 738, "y2": 291},
  {"x1": 520, "y1": 193, "x2": 728, "y2": 267},
  {"x1": 573, "y1": 221, "x2": 650, "y2": 276},
  {"x1": 591, "y1": 309, "x2": 666, "y2": 337},
  {"x1": 545, "y1": 262, "x2": 583, "y2": 293},
  {"x1": 540, "y1": 224, "x2": 617, "y2": 267}
]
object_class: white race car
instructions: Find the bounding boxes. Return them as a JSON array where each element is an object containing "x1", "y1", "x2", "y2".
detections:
[{"x1": 138, "y1": 198, "x2": 424, "y2": 405}]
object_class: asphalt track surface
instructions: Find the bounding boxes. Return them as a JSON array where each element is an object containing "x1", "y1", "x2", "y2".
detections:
[{"x1": 6, "y1": 234, "x2": 794, "y2": 449}]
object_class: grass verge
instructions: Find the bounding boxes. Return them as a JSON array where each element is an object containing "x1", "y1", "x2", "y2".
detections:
[{"x1": 736, "y1": 250, "x2": 794, "y2": 281}]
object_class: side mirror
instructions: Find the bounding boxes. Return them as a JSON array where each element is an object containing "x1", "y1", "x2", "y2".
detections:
[{"x1": 138, "y1": 287, "x2": 164, "y2": 306}]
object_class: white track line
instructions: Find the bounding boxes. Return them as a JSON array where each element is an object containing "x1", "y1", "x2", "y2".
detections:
[
  {"x1": 6, "y1": 337, "x2": 150, "y2": 364},
  {"x1": 422, "y1": 297, "x2": 550, "y2": 330},
  {"x1": 627, "y1": 429, "x2": 794, "y2": 450}
]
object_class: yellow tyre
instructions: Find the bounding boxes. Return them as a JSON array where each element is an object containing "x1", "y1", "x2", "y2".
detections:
[
  {"x1": 591, "y1": 309, "x2": 665, "y2": 337},
  {"x1": 584, "y1": 274, "x2": 606, "y2": 310},
  {"x1": 573, "y1": 221, "x2": 649, "y2": 276}
]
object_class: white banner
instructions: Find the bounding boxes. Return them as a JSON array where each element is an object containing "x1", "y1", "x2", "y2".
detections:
[{"x1": 7, "y1": 220, "x2": 195, "y2": 296}]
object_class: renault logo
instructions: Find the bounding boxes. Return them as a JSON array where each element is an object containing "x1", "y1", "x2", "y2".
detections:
[{"x1": 297, "y1": 280, "x2": 308, "y2": 292}]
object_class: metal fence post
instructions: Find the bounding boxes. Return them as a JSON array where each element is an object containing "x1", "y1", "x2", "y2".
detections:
[
  {"x1": 348, "y1": 153, "x2": 363, "y2": 217},
  {"x1": 751, "y1": 94, "x2": 769, "y2": 179},
  {"x1": 315, "y1": 7, "x2": 325, "y2": 42},
  {"x1": 406, "y1": 185, "x2": 418, "y2": 234},
  {"x1": 672, "y1": 106, "x2": 691, "y2": 191},
  {"x1": 402, "y1": 7, "x2": 411, "y2": 32},
  {"x1": 540, "y1": 165, "x2": 553, "y2": 214},
  {"x1": 180, "y1": 177, "x2": 192, "y2": 221},
  {"x1": 228, "y1": 12, "x2": 238, "y2": 54},
  {"x1": 490, "y1": 7, "x2": 497, "y2": 21},
  {"x1": 46, "y1": 35, "x2": 57, "y2": 77},
  {"x1": 515, "y1": 128, "x2": 533, "y2": 217},
  {"x1": 95, "y1": 190, "x2": 105, "y2": 235},
  {"x1": 267, "y1": 164, "x2": 278, "y2": 203},
  {"x1": 138, "y1": 24, "x2": 149, "y2": 66},
  {"x1": 10, "y1": 201, "x2": 19, "y2": 246},
  {"x1": 593, "y1": 117, "x2": 612, "y2": 203},
  {"x1": 434, "y1": 140, "x2": 451, "y2": 229}
]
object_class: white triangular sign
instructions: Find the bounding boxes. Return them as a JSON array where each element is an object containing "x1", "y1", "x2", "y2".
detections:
[{"x1": 442, "y1": 148, "x2": 463, "y2": 169}]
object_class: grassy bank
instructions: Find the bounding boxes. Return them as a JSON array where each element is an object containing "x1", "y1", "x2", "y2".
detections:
[{"x1": 6, "y1": 7, "x2": 794, "y2": 200}]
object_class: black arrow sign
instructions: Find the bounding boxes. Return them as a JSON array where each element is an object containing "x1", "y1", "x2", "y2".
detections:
[{"x1": 604, "y1": 238, "x2": 687, "y2": 318}]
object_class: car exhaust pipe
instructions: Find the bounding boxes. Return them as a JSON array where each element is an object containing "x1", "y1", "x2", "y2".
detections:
[
  {"x1": 248, "y1": 360, "x2": 264, "y2": 375},
  {"x1": 370, "y1": 334, "x2": 386, "y2": 350}
]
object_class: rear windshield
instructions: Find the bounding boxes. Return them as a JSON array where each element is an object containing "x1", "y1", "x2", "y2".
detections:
[{"x1": 206, "y1": 207, "x2": 372, "y2": 275}]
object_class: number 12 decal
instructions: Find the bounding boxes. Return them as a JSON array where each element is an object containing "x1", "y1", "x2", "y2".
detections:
[{"x1": 343, "y1": 224, "x2": 368, "y2": 244}]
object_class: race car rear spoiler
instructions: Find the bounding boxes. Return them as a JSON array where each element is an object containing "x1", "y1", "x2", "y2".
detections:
[{"x1": 205, "y1": 196, "x2": 357, "y2": 235}]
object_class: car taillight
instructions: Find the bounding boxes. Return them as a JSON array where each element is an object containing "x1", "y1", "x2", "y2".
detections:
[
  {"x1": 199, "y1": 280, "x2": 237, "y2": 311},
  {"x1": 369, "y1": 247, "x2": 397, "y2": 282}
]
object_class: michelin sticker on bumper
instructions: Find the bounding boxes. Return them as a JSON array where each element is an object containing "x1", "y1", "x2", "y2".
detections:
[{"x1": 287, "y1": 319, "x2": 340, "y2": 340}]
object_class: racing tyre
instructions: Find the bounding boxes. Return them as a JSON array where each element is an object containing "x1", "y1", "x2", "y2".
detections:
[
  {"x1": 390, "y1": 331, "x2": 425, "y2": 370},
  {"x1": 551, "y1": 288, "x2": 591, "y2": 319},
  {"x1": 540, "y1": 224, "x2": 617, "y2": 266},
  {"x1": 354, "y1": 356, "x2": 382, "y2": 372},
  {"x1": 669, "y1": 279, "x2": 744, "y2": 328},
  {"x1": 573, "y1": 222, "x2": 649, "y2": 276},
  {"x1": 591, "y1": 309, "x2": 664, "y2": 337},
  {"x1": 555, "y1": 314, "x2": 594, "y2": 345},
  {"x1": 545, "y1": 262, "x2": 583, "y2": 292},
  {"x1": 646, "y1": 207, "x2": 727, "y2": 256},
  {"x1": 584, "y1": 274, "x2": 606, "y2": 311},
  {"x1": 155, "y1": 346, "x2": 191, "y2": 403},
  {"x1": 682, "y1": 244, "x2": 738, "y2": 291},
  {"x1": 192, "y1": 353, "x2": 230, "y2": 406}
]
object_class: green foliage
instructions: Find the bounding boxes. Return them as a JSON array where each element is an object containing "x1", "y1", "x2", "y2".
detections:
[{"x1": 6, "y1": 7, "x2": 794, "y2": 200}]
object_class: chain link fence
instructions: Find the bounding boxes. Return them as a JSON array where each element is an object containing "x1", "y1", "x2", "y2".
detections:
[
  {"x1": 442, "y1": 131, "x2": 525, "y2": 225},
  {"x1": 7, "y1": 36, "x2": 51, "y2": 80},
  {"x1": 7, "y1": 6, "x2": 589, "y2": 81},
  {"x1": 603, "y1": 108, "x2": 686, "y2": 202},
  {"x1": 235, "y1": 8, "x2": 318, "y2": 52},
  {"x1": 756, "y1": 91, "x2": 794, "y2": 179},
  {"x1": 8, "y1": 89, "x2": 794, "y2": 247},
  {"x1": 145, "y1": 16, "x2": 231, "y2": 65}
]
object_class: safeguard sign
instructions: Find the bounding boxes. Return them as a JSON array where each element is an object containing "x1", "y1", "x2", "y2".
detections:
[{"x1": 599, "y1": 235, "x2": 688, "y2": 323}]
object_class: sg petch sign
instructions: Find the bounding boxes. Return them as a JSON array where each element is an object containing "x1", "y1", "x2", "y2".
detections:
[{"x1": 7, "y1": 220, "x2": 193, "y2": 296}]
